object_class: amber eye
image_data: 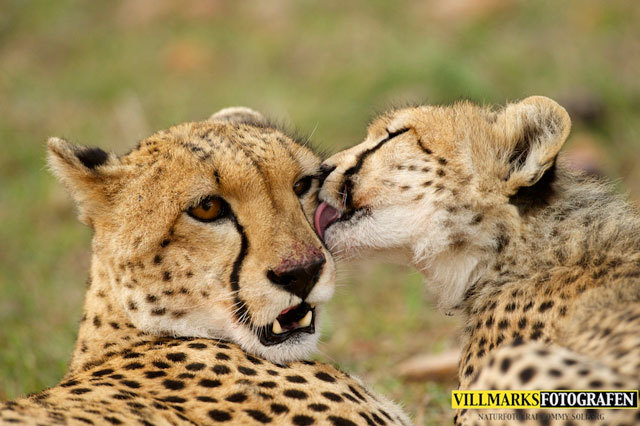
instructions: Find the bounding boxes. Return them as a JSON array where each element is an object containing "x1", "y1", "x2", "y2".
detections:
[
  {"x1": 187, "y1": 196, "x2": 228, "y2": 222},
  {"x1": 293, "y1": 176, "x2": 312, "y2": 197}
]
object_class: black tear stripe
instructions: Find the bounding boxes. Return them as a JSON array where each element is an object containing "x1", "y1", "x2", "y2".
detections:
[
  {"x1": 341, "y1": 128, "x2": 410, "y2": 210},
  {"x1": 229, "y1": 215, "x2": 251, "y2": 326}
]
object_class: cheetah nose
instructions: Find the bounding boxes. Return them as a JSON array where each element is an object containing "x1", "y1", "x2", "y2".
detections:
[
  {"x1": 314, "y1": 202, "x2": 340, "y2": 240},
  {"x1": 266, "y1": 254, "x2": 326, "y2": 300}
]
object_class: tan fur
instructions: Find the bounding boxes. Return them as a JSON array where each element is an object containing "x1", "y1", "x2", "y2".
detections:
[
  {"x1": 318, "y1": 97, "x2": 640, "y2": 425},
  {"x1": 0, "y1": 109, "x2": 411, "y2": 425}
]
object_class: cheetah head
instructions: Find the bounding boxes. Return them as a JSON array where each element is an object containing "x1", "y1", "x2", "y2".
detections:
[
  {"x1": 48, "y1": 107, "x2": 335, "y2": 363},
  {"x1": 316, "y1": 97, "x2": 571, "y2": 309}
]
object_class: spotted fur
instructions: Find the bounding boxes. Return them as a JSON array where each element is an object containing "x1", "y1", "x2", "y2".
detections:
[
  {"x1": 0, "y1": 108, "x2": 411, "y2": 425},
  {"x1": 318, "y1": 97, "x2": 640, "y2": 425}
]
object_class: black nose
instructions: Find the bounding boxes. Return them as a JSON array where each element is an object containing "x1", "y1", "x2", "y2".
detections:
[{"x1": 267, "y1": 255, "x2": 326, "y2": 300}]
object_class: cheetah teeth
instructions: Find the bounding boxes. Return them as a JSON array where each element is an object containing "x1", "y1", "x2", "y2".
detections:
[
  {"x1": 272, "y1": 319, "x2": 284, "y2": 334},
  {"x1": 299, "y1": 310, "x2": 313, "y2": 328}
]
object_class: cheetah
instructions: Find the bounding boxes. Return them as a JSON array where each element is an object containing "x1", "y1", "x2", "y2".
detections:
[
  {"x1": 315, "y1": 97, "x2": 640, "y2": 425},
  {"x1": 0, "y1": 108, "x2": 411, "y2": 425}
]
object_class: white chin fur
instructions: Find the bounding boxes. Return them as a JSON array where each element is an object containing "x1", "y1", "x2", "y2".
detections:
[
  {"x1": 326, "y1": 204, "x2": 485, "y2": 311},
  {"x1": 132, "y1": 305, "x2": 322, "y2": 363}
]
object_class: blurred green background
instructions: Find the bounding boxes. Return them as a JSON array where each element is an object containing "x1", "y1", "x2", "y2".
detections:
[{"x1": 1, "y1": 0, "x2": 639, "y2": 424}]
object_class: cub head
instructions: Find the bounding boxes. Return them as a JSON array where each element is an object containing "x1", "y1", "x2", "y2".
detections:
[
  {"x1": 316, "y1": 96, "x2": 570, "y2": 309},
  {"x1": 48, "y1": 107, "x2": 335, "y2": 363}
]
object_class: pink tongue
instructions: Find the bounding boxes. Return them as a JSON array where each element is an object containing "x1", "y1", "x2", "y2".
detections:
[{"x1": 314, "y1": 202, "x2": 340, "y2": 239}]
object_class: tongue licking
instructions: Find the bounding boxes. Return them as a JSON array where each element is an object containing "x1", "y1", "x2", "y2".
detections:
[{"x1": 314, "y1": 202, "x2": 340, "y2": 239}]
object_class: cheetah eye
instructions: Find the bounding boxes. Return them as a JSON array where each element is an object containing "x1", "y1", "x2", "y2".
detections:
[
  {"x1": 187, "y1": 196, "x2": 229, "y2": 222},
  {"x1": 293, "y1": 176, "x2": 313, "y2": 197}
]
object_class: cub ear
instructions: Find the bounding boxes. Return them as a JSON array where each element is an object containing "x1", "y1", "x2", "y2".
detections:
[
  {"x1": 496, "y1": 96, "x2": 571, "y2": 194},
  {"x1": 208, "y1": 106, "x2": 267, "y2": 126},
  {"x1": 47, "y1": 137, "x2": 123, "y2": 226}
]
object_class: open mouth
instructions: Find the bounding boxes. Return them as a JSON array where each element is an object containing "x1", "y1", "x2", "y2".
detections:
[
  {"x1": 314, "y1": 202, "x2": 341, "y2": 239},
  {"x1": 258, "y1": 302, "x2": 316, "y2": 346}
]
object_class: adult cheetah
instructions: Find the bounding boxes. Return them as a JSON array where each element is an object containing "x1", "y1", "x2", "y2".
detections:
[
  {"x1": 315, "y1": 97, "x2": 640, "y2": 425},
  {"x1": 0, "y1": 108, "x2": 411, "y2": 425}
]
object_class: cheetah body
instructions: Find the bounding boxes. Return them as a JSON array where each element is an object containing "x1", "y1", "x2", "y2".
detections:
[
  {"x1": 317, "y1": 97, "x2": 640, "y2": 425},
  {"x1": 0, "y1": 108, "x2": 410, "y2": 425}
]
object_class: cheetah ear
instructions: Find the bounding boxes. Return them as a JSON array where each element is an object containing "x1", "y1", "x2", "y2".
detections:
[
  {"x1": 496, "y1": 96, "x2": 571, "y2": 194},
  {"x1": 208, "y1": 106, "x2": 267, "y2": 126},
  {"x1": 47, "y1": 137, "x2": 124, "y2": 226}
]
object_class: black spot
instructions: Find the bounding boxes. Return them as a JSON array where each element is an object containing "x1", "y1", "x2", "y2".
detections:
[
  {"x1": 151, "y1": 308, "x2": 166, "y2": 316},
  {"x1": 103, "y1": 416, "x2": 123, "y2": 425},
  {"x1": 197, "y1": 396, "x2": 217, "y2": 403},
  {"x1": 286, "y1": 375, "x2": 307, "y2": 383},
  {"x1": 498, "y1": 319, "x2": 510, "y2": 330},
  {"x1": 70, "y1": 387, "x2": 92, "y2": 395},
  {"x1": 259, "y1": 381, "x2": 277, "y2": 389},
  {"x1": 145, "y1": 294, "x2": 157, "y2": 303},
  {"x1": 162, "y1": 379, "x2": 185, "y2": 390},
  {"x1": 91, "y1": 369, "x2": 114, "y2": 377},
  {"x1": 153, "y1": 360, "x2": 171, "y2": 369},
  {"x1": 162, "y1": 396, "x2": 187, "y2": 404},
  {"x1": 500, "y1": 357, "x2": 512, "y2": 373},
  {"x1": 588, "y1": 380, "x2": 603, "y2": 388},
  {"x1": 245, "y1": 410, "x2": 272, "y2": 423},
  {"x1": 144, "y1": 370, "x2": 166, "y2": 379},
  {"x1": 246, "y1": 354, "x2": 263, "y2": 364},
  {"x1": 71, "y1": 416, "x2": 94, "y2": 424},
  {"x1": 124, "y1": 362, "x2": 144, "y2": 370},
  {"x1": 308, "y1": 403, "x2": 329, "y2": 412},
  {"x1": 530, "y1": 330, "x2": 543, "y2": 340},
  {"x1": 208, "y1": 409, "x2": 232, "y2": 422},
  {"x1": 188, "y1": 342, "x2": 207, "y2": 350},
  {"x1": 212, "y1": 364, "x2": 231, "y2": 375},
  {"x1": 519, "y1": 367, "x2": 536, "y2": 384},
  {"x1": 199, "y1": 379, "x2": 221, "y2": 388},
  {"x1": 293, "y1": 415, "x2": 315, "y2": 425},
  {"x1": 238, "y1": 366, "x2": 257, "y2": 376},
  {"x1": 328, "y1": 416, "x2": 358, "y2": 426},
  {"x1": 284, "y1": 389, "x2": 308, "y2": 399},
  {"x1": 485, "y1": 316, "x2": 495, "y2": 327},
  {"x1": 216, "y1": 352, "x2": 231, "y2": 360},
  {"x1": 315, "y1": 372, "x2": 336, "y2": 382},
  {"x1": 517, "y1": 318, "x2": 527, "y2": 329},
  {"x1": 348, "y1": 385, "x2": 367, "y2": 402},
  {"x1": 549, "y1": 368, "x2": 562, "y2": 377},
  {"x1": 358, "y1": 412, "x2": 376, "y2": 426},
  {"x1": 538, "y1": 301, "x2": 554, "y2": 312},
  {"x1": 186, "y1": 362, "x2": 205, "y2": 371},
  {"x1": 93, "y1": 316, "x2": 102, "y2": 328},
  {"x1": 162, "y1": 271, "x2": 171, "y2": 281},
  {"x1": 153, "y1": 254, "x2": 162, "y2": 264},
  {"x1": 160, "y1": 239, "x2": 170, "y2": 248},
  {"x1": 270, "y1": 403, "x2": 289, "y2": 414},
  {"x1": 76, "y1": 147, "x2": 109, "y2": 169},
  {"x1": 226, "y1": 392, "x2": 248, "y2": 403},
  {"x1": 166, "y1": 352, "x2": 187, "y2": 362},
  {"x1": 322, "y1": 392, "x2": 343, "y2": 402},
  {"x1": 464, "y1": 365, "x2": 474, "y2": 377}
]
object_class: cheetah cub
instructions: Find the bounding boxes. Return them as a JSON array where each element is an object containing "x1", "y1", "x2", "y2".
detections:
[
  {"x1": 0, "y1": 108, "x2": 410, "y2": 425},
  {"x1": 316, "y1": 97, "x2": 640, "y2": 425}
]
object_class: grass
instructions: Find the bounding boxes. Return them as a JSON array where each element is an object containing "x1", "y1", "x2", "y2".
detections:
[{"x1": 1, "y1": 1, "x2": 639, "y2": 424}]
